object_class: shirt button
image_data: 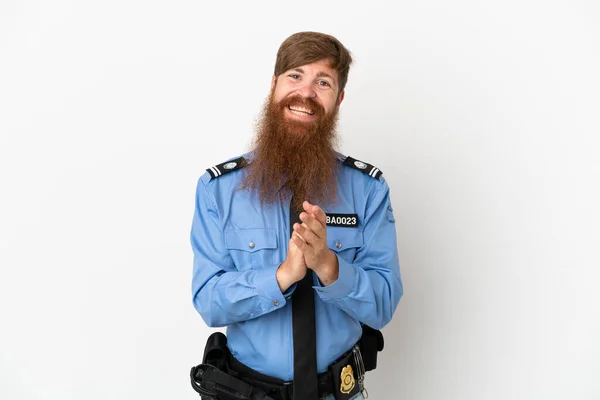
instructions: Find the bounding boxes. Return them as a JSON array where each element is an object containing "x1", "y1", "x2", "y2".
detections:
[
  {"x1": 335, "y1": 242, "x2": 342, "y2": 249},
  {"x1": 248, "y1": 242, "x2": 255, "y2": 249},
  {"x1": 272, "y1": 300, "x2": 279, "y2": 307}
]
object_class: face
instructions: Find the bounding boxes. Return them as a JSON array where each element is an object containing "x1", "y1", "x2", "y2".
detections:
[{"x1": 271, "y1": 58, "x2": 345, "y2": 124}]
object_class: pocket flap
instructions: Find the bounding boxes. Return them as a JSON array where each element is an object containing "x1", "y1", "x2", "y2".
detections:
[
  {"x1": 224, "y1": 229, "x2": 277, "y2": 252},
  {"x1": 327, "y1": 228, "x2": 363, "y2": 253}
]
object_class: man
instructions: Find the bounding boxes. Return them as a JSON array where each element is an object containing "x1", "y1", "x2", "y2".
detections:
[{"x1": 190, "y1": 31, "x2": 403, "y2": 400}]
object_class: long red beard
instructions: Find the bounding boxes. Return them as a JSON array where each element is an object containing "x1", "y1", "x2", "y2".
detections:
[{"x1": 240, "y1": 92, "x2": 340, "y2": 209}]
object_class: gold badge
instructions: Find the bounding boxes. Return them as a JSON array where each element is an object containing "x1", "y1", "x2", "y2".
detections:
[{"x1": 340, "y1": 365, "x2": 356, "y2": 394}]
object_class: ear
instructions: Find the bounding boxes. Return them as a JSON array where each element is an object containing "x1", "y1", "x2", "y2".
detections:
[
  {"x1": 271, "y1": 75, "x2": 277, "y2": 91},
  {"x1": 337, "y1": 90, "x2": 345, "y2": 107}
]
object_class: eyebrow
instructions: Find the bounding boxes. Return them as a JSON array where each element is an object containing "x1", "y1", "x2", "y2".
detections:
[{"x1": 292, "y1": 68, "x2": 337, "y2": 84}]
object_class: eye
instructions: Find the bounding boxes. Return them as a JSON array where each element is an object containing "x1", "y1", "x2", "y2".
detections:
[
  {"x1": 288, "y1": 74, "x2": 300, "y2": 79},
  {"x1": 318, "y1": 80, "x2": 331, "y2": 87}
]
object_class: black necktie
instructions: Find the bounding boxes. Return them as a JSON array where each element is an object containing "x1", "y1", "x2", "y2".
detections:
[{"x1": 290, "y1": 196, "x2": 319, "y2": 399}]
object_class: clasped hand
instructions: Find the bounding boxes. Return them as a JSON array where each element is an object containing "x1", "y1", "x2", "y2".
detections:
[
  {"x1": 293, "y1": 201, "x2": 339, "y2": 284},
  {"x1": 291, "y1": 201, "x2": 330, "y2": 267},
  {"x1": 277, "y1": 201, "x2": 339, "y2": 291}
]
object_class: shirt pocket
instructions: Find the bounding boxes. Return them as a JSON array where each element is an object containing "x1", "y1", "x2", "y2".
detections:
[
  {"x1": 327, "y1": 228, "x2": 364, "y2": 264},
  {"x1": 224, "y1": 228, "x2": 278, "y2": 271}
]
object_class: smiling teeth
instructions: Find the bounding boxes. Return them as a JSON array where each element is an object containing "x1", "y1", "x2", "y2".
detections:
[{"x1": 289, "y1": 105, "x2": 313, "y2": 115}]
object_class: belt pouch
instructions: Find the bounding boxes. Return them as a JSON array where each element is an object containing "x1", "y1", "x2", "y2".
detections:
[
  {"x1": 329, "y1": 351, "x2": 360, "y2": 400},
  {"x1": 359, "y1": 325, "x2": 384, "y2": 371}
]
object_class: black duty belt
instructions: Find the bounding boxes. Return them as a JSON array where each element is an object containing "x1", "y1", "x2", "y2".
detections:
[
  {"x1": 227, "y1": 346, "x2": 358, "y2": 400},
  {"x1": 191, "y1": 326, "x2": 383, "y2": 400}
]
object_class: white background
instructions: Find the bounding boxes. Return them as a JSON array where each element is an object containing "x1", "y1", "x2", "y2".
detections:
[{"x1": 1, "y1": 1, "x2": 599, "y2": 399}]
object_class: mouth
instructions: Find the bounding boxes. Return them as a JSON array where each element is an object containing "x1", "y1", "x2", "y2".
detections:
[{"x1": 287, "y1": 105, "x2": 315, "y2": 116}]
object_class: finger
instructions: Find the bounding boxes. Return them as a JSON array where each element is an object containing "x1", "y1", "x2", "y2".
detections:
[
  {"x1": 309, "y1": 204, "x2": 327, "y2": 226},
  {"x1": 293, "y1": 222, "x2": 318, "y2": 244},
  {"x1": 288, "y1": 237, "x2": 298, "y2": 250},
  {"x1": 291, "y1": 233, "x2": 309, "y2": 252},
  {"x1": 302, "y1": 200, "x2": 312, "y2": 211},
  {"x1": 292, "y1": 230, "x2": 306, "y2": 243},
  {"x1": 299, "y1": 212, "x2": 326, "y2": 238},
  {"x1": 302, "y1": 201, "x2": 327, "y2": 226}
]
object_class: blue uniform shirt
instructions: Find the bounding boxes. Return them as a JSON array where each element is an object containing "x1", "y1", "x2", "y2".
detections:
[{"x1": 190, "y1": 152, "x2": 403, "y2": 381}]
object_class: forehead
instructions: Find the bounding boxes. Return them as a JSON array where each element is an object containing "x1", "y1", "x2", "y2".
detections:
[{"x1": 283, "y1": 59, "x2": 338, "y2": 80}]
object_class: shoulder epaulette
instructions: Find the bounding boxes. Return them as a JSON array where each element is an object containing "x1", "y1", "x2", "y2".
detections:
[
  {"x1": 343, "y1": 155, "x2": 383, "y2": 179},
  {"x1": 206, "y1": 156, "x2": 248, "y2": 180}
]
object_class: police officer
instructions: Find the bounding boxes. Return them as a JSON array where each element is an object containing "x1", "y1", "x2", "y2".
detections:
[{"x1": 190, "y1": 31, "x2": 403, "y2": 400}]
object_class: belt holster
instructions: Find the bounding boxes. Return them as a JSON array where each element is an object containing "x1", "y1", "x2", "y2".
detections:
[{"x1": 190, "y1": 332, "x2": 276, "y2": 400}]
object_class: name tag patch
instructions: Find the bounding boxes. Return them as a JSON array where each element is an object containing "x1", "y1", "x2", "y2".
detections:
[{"x1": 326, "y1": 213, "x2": 358, "y2": 228}]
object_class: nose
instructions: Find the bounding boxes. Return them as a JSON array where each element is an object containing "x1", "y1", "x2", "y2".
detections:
[{"x1": 296, "y1": 81, "x2": 316, "y2": 98}]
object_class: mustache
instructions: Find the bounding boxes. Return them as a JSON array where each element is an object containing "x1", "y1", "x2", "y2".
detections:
[{"x1": 279, "y1": 95, "x2": 325, "y2": 116}]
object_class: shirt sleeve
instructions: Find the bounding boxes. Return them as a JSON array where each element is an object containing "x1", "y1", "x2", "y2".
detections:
[
  {"x1": 314, "y1": 179, "x2": 403, "y2": 330},
  {"x1": 190, "y1": 178, "x2": 287, "y2": 327}
]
